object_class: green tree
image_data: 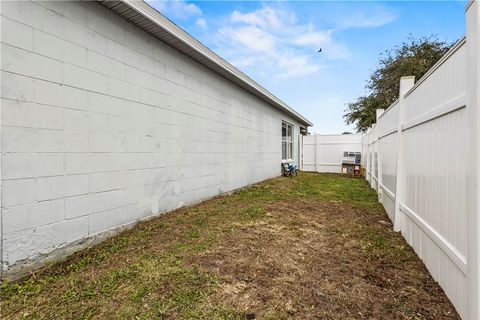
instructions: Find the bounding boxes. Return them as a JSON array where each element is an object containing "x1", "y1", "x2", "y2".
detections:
[{"x1": 344, "y1": 35, "x2": 453, "y2": 132}]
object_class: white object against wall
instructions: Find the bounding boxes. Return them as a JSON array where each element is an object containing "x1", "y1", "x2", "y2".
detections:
[
  {"x1": 302, "y1": 134, "x2": 363, "y2": 173},
  {"x1": 0, "y1": 1, "x2": 310, "y2": 273},
  {"x1": 363, "y1": 9, "x2": 480, "y2": 316}
]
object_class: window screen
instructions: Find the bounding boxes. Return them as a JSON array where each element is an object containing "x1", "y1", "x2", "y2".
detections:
[{"x1": 282, "y1": 122, "x2": 293, "y2": 160}]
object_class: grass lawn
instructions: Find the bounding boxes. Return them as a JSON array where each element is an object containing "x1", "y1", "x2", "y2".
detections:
[{"x1": 0, "y1": 173, "x2": 459, "y2": 319}]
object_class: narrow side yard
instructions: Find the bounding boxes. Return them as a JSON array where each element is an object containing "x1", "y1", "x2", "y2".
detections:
[{"x1": 1, "y1": 173, "x2": 458, "y2": 319}]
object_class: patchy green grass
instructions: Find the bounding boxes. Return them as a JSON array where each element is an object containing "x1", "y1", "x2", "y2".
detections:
[{"x1": 0, "y1": 173, "x2": 458, "y2": 319}]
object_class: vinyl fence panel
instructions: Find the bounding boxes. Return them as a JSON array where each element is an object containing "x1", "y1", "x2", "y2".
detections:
[
  {"x1": 302, "y1": 134, "x2": 362, "y2": 173},
  {"x1": 400, "y1": 41, "x2": 468, "y2": 315},
  {"x1": 366, "y1": 125, "x2": 379, "y2": 191},
  {"x1": 363, "y1": 33, "x2": 475, "y2": 318},
  {"x1": 377, "y1": 101, "x2": 399, "y2": 221},
  {"x1": 301, "y1": 5, "x2": 480, "y2": 317}
]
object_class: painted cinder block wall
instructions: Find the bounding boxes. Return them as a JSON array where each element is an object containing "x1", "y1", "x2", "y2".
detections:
[{"x1": 0, "y1": 1, "x2": 307, "y2": 273}]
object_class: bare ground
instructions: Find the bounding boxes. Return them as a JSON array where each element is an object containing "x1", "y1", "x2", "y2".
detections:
[
  {"x1": 196, "y1": 199, "x2": 456, "y2": 319},
  {"x1": 0, "y1": 173, "x2": 459, "y2": 319}
]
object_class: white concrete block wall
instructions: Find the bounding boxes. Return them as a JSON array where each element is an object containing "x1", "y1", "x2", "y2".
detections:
[{"x1": 0, "y1": 0, "x2": 305, "y2": 272}]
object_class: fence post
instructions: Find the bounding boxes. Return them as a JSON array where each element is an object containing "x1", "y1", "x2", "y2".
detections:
[
  {"x1": 370, "y1": 128, "x2": 373, "y2": 184},
  {"x1": 298, "y1": 134, "x2": 303, "y2": 170},
  {"x1": 466, "y1": 1, "x2": 480, "y2": 318},
  {"x1": 364, "y1": 130, "x2": 368, "y2": 180},
  {"x1": 314, "y1": 134, "x2": 319, "y2": 172},
  {"x1": 393, "y1": 76, "x2": 415, "y2": 232},
  {"x1": 376, "y1": 109, "x2": 384, "y2": 199}
]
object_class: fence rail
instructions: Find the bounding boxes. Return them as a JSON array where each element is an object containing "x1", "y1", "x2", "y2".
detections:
[{"x1": 362, "y1": 7, "x2": 480, "y2": 316}]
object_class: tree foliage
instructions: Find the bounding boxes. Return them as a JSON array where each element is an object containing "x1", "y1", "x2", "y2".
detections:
[{"x1": 344, "y1": 35, "x2": 453, "y2": 132}]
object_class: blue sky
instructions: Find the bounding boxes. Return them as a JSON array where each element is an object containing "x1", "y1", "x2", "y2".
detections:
[{"x1": 149, "y1": 1, "x2": 467, "y2": 133}]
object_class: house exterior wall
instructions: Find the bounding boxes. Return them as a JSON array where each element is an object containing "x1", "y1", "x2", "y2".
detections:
[{"x1": 0, "y1": 1, "x2": 304, "y2": 272}]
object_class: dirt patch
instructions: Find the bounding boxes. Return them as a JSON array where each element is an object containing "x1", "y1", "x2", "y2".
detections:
[
  {"x1": 0, "y1": 173, "x2": 460, "y2": 319},
  {"x1": 195, "y1": 199, "x2": 459, "y2": 319}
]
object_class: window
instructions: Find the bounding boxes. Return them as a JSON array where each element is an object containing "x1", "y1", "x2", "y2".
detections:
[{"x1": 282, "y1": 122, "x2": 293, "y2": 160}]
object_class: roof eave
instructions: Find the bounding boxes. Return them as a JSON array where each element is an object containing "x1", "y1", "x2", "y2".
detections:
[{"x1": 96, "y1": 0, "x2": 313, "y2": 127}]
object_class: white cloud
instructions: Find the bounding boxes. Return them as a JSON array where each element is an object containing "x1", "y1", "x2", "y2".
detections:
[
  {"x1": 323, "y1": 42, "x2": 351, "y2": 60},
  {"x1": 337, "y1": 8, "x2": 398, "y2": 29},
  {"x1": 215, "y1": 5, "x2": 346, "y2": 79},
  {"x1": 152, "y1": 0, "x2": 202, "y2": 20},
  {"x1": 276, "y1": 52, "x2": 320, "y2": 78},
  {"x1": 219, "y1": 25, "x2": 276, "y2": 53},
  {"x1": 230, "y1": 7, "x2": 287, "y2": 30},
  {"x1": 196, "y1": 18, "x2": 207, "y2": 28},
  {"x1": 151, "y1": 1, "x2": 395, "y2": 80},
  {"x1": 293, "y1": 30, "x2": 333, "y2": 47}
]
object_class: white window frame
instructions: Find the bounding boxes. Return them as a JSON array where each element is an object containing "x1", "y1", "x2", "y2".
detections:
[{"x1": 282, "y1": 121, "x2": 294, "y2": 161}]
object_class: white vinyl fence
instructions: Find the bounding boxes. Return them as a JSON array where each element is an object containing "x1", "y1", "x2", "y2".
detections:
[
  {"x1": 363, "y1": 4, "x2": 480, "y2": 318},
  {"x1": 302, "y1": 134, "x2": 362, "y2": 173},
  {"x1": 362, "y1": 110, "x2": 383, "y2": 192}
]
